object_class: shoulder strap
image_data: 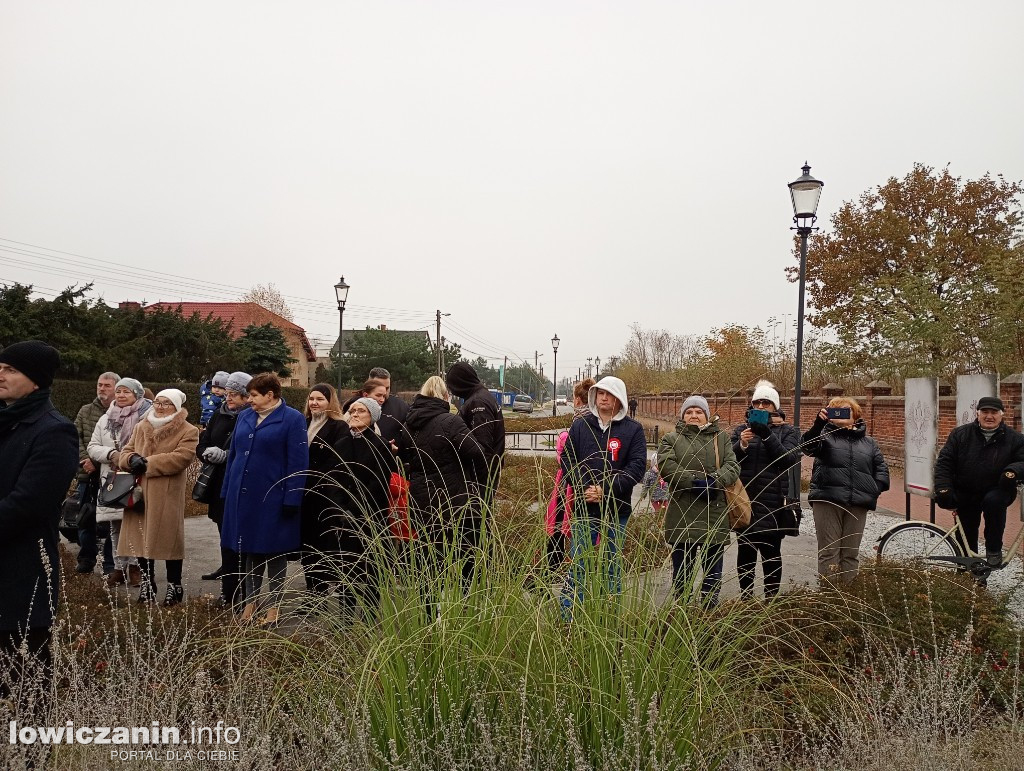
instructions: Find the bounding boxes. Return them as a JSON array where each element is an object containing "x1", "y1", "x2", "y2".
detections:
[{"x1": 713, "y1": 432, "x2": 721, "y2": 471}]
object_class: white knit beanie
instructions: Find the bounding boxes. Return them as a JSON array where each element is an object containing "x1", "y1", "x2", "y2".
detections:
[
  {"x1": 751, "y1": 380, "x2": 781, "y2": 410},
  {"x1": 155, "y1": 388, "x2": 186, "y2": 411}
]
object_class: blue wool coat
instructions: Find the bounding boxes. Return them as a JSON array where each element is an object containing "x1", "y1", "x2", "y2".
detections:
[{"x1": 220, "y1": 403, "x2": 309, "y2": 554}]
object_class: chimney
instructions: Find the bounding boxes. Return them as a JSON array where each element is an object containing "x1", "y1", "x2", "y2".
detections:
[
  {"x1": 379, "y1": 324, "x2": 387, "y2": 331},
  {"x1": 119, "y1": 301, "x2": 141, "y2": 311}
]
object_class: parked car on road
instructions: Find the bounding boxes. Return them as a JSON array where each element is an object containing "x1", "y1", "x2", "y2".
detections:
[
  {"x1": 512, "y1": 394, "x2": 534, "y2": 413},
  {"x1": 556, "y1": 397, "x2": 567, "y2": 406}
]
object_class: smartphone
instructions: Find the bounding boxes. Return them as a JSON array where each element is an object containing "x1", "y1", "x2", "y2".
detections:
[
  {"x1": 826, "y1": 407, "x2": 852, "y2": 420},
  {"x1": 747, "y1": 408, "x2": 771, "y2": 425}
]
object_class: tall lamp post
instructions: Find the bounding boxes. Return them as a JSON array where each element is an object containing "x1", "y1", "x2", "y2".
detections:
[
  {"x1": 551, "y1": 334, "x2": 560, "y2": 416},
  {"x1": 595, "y1": 356, "x2": 601, "y2": 378},
  {"x1": 334, "y1": 276, "x2": 350, "y2": 393},
  {"x1": 788, "y1": 162, "x2": 824, "y2": 433}
]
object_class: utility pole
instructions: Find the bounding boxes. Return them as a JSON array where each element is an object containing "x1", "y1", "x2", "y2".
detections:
[
  {"x1": 440, "y1": 336, "x2": 446, "y2": 374},
  {"x1": 435, "y1": 310, "x2": 443, "y2": 374}
]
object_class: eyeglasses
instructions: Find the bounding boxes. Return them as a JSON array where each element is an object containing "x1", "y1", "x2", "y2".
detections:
[{"x1": 751, "y1": 399, "x2": 775, "y2": 408}]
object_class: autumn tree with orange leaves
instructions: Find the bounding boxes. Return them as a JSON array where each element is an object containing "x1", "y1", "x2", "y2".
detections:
[{"x1": 792, "y1": 164, "x2": 1023, "y2": 379}]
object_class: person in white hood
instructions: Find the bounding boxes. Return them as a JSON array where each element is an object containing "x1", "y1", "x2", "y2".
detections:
[{"x1": 559, "y1": 376, "x2": 647, "y2": 618}]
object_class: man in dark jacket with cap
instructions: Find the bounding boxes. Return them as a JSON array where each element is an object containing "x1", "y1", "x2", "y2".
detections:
[
  {"x1": 445, "y1": 362, "x2": 505, "y2": 506},
  {"x1": 934, "y1": 396, "x2": 1024, "y2": 566},
  {"x1": 0, "y1": 341, "x2": 79, "y2": 701}
]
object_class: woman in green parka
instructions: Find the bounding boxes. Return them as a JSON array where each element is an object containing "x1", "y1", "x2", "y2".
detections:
[{"x1": 658, "y1": 395, "x2": 740, "y2": 605}]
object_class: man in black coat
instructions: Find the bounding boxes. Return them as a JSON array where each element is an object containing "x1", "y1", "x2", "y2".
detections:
[
  {"x1": 445, "y1": 362, "x2": 505, "y2": 505},
  {"x1": 369, "y1": 366, "x2": 410, "y2": 446},
  {"x1": 934, "y1": 396, "x2": 1024, "y2": 566},
  {"x1": 0, "y1": 341, "x2": 79, "y2": 702}
]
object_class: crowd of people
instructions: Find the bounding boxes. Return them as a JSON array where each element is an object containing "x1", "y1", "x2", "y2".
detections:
[{"x1": 3, "y1": 338, "x2": 1023, "y2": 704}]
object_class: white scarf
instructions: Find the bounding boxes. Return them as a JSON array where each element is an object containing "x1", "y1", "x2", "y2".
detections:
[{"x1": 146, "y1": 409, "x2": 178, "y2": 428}]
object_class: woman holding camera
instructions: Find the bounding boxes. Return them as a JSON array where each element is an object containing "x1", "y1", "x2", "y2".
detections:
[
  {"x1": 730, "y1": 381, "x2": 800, "y2": 600},
  {"x1": 801, "y1": 396, "x2": 889, "y2": 584},
  {"x1": 115, "y1": 389, "x2": 199, "y2": 606}
]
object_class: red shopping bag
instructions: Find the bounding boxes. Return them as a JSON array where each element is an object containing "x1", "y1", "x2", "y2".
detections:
[{"x1": 387, "y1": 472, "x2": 416, "y2": 540}]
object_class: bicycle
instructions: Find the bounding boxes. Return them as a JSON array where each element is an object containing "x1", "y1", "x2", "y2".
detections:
[{"x1": 876, "y1": 508, "x2": 1024, "y2": 581}]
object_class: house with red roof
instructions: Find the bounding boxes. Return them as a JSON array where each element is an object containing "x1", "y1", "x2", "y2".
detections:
[{"x1": 124, "y1": 301, "x2": 317, "y2": 387}]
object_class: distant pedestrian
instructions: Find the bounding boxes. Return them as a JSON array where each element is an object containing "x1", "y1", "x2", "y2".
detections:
[
  {"x1": 199, "y1": 371, "x2": 229, "y2": 427},
  {"x1": 544, "y1": 378, "x2": 594, "y2": 574},
  {"x1": 934, "y1": 395, "x2": 1024, "y2": 568},
  {"x1": 196, "y1": 371, "x2": 251, "y2": 608},
  {"x1": 369, "y1": 367, "x2": 410, "y2": 447},
  {"x1": 0, "y1": 341, "x2": 79, "y2": 703},
  {"x1": 398, "y1": 376, "x2": 488, "y2": 585},
  {"x1": 72, "y1": 370, "x2": 120, "y2": 575},
  {"x1": 730, "y1": 380, "x2": 800, "y2": 600},
  {"x1": 641, "y1": 458, "x2": 669, "y2": 512},
  {"x1": 220, "y1": 373, "x2": 308, "y2": 626},
  {"x1": 659, "y1": 395, "x2": 740, "y2": 606},
  {"x1": 445, "y1": 361, "x2": 506, "y2": 508},
  {"x1": 628, "y1": 397, "x2": 638, "y2": 419},
  {"x1": 801, "y1": 397, "x2": 889, "y2": 584},
  {"x1": 115, "y1": 389, "x2": 200, "y2": 606},
  {"x1": 87, "y1": 377, "x2": 150, "y2": 589},
  {"x1": 559, "y1": 376, "x2": 647, "y2": 617}
]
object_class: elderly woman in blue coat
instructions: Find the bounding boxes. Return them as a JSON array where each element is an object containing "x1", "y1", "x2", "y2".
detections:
[{"x1": 220, "y1": 372, "x2": 309, "y2": 626}]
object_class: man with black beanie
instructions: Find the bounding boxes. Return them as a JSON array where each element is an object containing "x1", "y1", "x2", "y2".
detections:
[
  {"x1": 445, "y1": 361, "x2": 505, "y2": 506},
  {"x1": 0, "y1": 340, "x2": 79, "y2": 707},
  {"x1": 934, "y1": 395, "x2": 1024, "y2": 568}
]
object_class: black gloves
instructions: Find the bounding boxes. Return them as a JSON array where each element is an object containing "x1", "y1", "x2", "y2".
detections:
[
  {"x1": 281, "y1": 505, "x2": 301, "y2": 519},
  {"x1": 128, "y1": 454, "x2": 148, "y2": 474},
  {"x1": 750, "y1": 421, "x2": 771, "y2": 439},
  {"x1": 691, "y1": 475, "x2": 719, "y2": 500},
  {"x1": 934, "y1": 488, "x2": 958, "y2": 510}
]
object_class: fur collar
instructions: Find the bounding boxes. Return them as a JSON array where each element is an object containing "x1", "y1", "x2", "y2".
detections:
[{"x1": 147, "y1": 408, "x2": 190, "y2": 442}]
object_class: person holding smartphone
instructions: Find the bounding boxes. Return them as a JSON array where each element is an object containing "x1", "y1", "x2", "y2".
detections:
[
  {"x1": 801, "y1": 397, "x2": 889, "y2": 584},
  {"x1": 730, "y1": 381, "x2": 800, "y2": 599}
]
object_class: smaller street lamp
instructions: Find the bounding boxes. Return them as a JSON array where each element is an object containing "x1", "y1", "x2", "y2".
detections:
[
  {"x1": 595, "y1": 356, "x2": 601, "y2": 377},
  {"x1": 551, "y1": 334, "x2": 560, "y2": 416},
  {"x1": 334, "y1": 276, "x2": 350, "y2": 392}
]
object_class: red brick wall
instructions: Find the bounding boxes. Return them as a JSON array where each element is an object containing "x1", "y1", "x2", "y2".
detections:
[{"x1": 637, "y1": 381, "x2": 1023, "y2": 471}]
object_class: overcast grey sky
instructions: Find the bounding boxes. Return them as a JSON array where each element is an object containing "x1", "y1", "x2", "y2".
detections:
[{"x1": 2, "y1": 1, "x2": 1022, "y2": 377}]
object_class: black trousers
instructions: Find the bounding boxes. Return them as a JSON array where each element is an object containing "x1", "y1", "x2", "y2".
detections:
[
  {"x1": 138, "y1": 557, "x2": 183, "y2": 587},
  {"x1": 1, "y1": 627, "x2": 52, "y2": 706},
  {"x1": 956, "y1": 486, "x2": 1017, "y2": 554},
  {"x1": 736, "y1": 531, "x2": 783, "y2": 599}
]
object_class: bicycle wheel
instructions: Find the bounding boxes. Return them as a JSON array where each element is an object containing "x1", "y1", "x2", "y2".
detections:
[{"x1": 876, "y1": 522, "x2": 964, "y2": 569}]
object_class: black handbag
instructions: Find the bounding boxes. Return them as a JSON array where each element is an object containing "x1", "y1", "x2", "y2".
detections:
[
  {"x1": 98, "y1": 471, "x2": 143, "y2": 510},
  {"x1": 192, "y1": 462, "x2": 217, "y2": 503},
  {"x1": 60, "y1": 476, "x2": 96, "y2": 538},
  {"x1": 778, "y1": 499, "x2": 803, "y2": 537}
]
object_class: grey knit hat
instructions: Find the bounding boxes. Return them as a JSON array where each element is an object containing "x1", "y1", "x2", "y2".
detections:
[
  {"x1": 114, "y1": 377, "x2": 145, "y2": 399},
  {"x1": 212, "y1": 370, "x2": 230, "y2": 388},
  {"x1": 224, "y1": 371, "x2": 252, "y2": 394},
  {"x1": 680, "y1": 395, "x2": 710, "y2": 421},
  {"x1": 353, "y1": 397, "x2": 382, "y2": 424}
]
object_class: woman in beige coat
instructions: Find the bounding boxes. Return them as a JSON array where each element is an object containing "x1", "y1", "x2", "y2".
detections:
[{"x1": 115, "y1": 388, "x2": 199, "y2": 606}]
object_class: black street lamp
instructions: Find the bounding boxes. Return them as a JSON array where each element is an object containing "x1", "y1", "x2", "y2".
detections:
[
  {"x1": 334, "y1": 276, "x2": 350, "y2": 393},
  {"x1": 595, "y1": 356, "x2": 601, "y2": 377},
  {"x1": 788, "y1": 162, "x2": 824, "y2": 433},
  {"x1": 551, "y1": 334, "x2": 560, "y2": 416}
]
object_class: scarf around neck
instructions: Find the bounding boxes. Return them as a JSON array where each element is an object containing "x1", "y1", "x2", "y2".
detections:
[
  {"x1": 0, "y1": 388, "x2": 52, "y2": 429},
  {"x1": 107, "y1": 398, "x2": 152, "y2": 448}
]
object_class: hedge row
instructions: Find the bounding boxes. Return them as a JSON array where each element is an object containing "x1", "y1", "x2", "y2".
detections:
[{"x1": 50, "y1": 380, "x2": 416, "y2": 423}]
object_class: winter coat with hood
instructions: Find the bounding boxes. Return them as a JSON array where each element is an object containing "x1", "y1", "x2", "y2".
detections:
[
  {"x1": 801, "y1": 416, "x2": 890, "y2": 509},
  {"x1": 560, "y1": 377, "x2": 647, "y2": 524},
  {"x1": 199, "y1": 380, "x2": 224, "y2": 427},
  {"x1": 658, "y1": 418, "x2": 740, "y2": 546},
  {"x1": 730, "y1": 416, "x2": 800, "y2": 534},
  {"x1": 116, "y1": 408, "x2": 200, "y2": 561},
  {"x1": 446, "y1": 361, "x2": 506, "y2": 483},
  {"x1": 220, "y1": 401, "x2": 309, "y2": 554},
  {"x1": 0, "y1": 393, "x2": 78, "y2": 632},
  {"x1": 398, "y1": 394, "x2": 489, "y2": 523},
  {"x1": 934, "y1": 420, "x2": 1024, "y2": 508}
]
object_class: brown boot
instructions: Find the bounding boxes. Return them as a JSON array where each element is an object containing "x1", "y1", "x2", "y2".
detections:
[
  {"x1": 127, "y1": 564, "x2": 142, "y2": 587},
  {"x1": 106, "y1": 569, "x2": 126, "y2": 587}
]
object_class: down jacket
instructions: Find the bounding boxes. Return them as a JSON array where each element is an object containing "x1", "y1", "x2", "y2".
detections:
[
  {"x1": 116, "y1": 409, "x2": 200, "y2": 561},
  {"x1": 933, "y1": 420, "x2": 1024, "y2": 508},
  {"x1": 801, "y1": 417, "x2": 889, "y2": 509},
  {"x1": 658, "y1": 420, "x2": 741, "y2": 546},
  {"x1": 398, "y1": 394, "x2": 488, "y2": 523},
  {"x1": 730, "y1": 419, "x2": 801, "y2": 534}
]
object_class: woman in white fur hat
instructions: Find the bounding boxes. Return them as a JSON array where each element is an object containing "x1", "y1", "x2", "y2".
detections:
[{"x1": 115, "y1": 388, "x2": 199, "y2": 606}]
